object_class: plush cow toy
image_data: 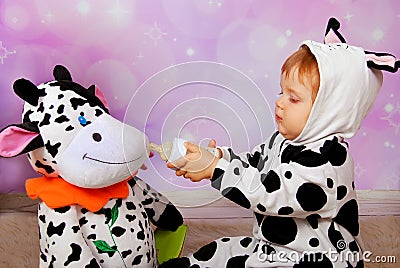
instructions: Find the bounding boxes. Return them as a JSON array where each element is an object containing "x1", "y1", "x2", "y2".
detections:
[{"x1": 0, "y1": 65, "x2": 183, "y2": 267}]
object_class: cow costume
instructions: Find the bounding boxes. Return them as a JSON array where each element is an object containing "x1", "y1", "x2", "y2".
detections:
[
  {"x1": 160, "y1": 18, "x2": 399, "y2": 268},
  {"x1": 0, "y1": 65, "x2": 183, "y2": 267}
]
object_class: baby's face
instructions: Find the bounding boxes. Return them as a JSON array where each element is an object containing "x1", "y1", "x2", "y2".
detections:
[{"x1": 275, "y1": 67, "x2": 313, "y2": 140}]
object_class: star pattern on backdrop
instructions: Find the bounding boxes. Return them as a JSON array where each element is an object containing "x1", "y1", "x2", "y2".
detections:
[
  {"x1": 145, "y1": 21, "x2": 168, "y2": 46},
  {"x1": 381, "y1": 101, "x2": 400, "y2": 135},
  {"x1": 0, "y1": 41, "x2": 16, "y2": 64}
]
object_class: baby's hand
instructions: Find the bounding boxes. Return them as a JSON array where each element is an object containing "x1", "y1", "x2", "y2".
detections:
[{"x1": 167, "y1": 140, "x2": 219, "y2": 182}]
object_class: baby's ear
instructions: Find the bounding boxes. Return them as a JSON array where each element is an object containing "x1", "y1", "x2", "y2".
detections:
[{"x1": 0, "y1": 123, "x2": 43, "y2": 158}]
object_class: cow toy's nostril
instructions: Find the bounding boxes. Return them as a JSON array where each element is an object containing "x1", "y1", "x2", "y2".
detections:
[{"x1": 92, "y1": 133, "x2": 102, "y2": 142}]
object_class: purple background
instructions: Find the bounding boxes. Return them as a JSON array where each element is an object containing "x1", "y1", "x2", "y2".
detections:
[{"x1": 0, "y1": 0, "x2": 399, "y2": 193}]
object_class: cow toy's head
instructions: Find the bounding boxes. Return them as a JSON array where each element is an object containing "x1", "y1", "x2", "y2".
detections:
[{"x1": 0, "y1": 65, "x2": 149, "y2": 188}]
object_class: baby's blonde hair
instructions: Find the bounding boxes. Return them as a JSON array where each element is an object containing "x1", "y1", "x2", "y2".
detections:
[{"x1": 281, "y1": 45, "x2": 320, "y2": 103}]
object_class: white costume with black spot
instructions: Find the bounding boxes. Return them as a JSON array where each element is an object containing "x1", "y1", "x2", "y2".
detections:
[{"x1": 160, "y1": 18, "x2": 399, "y2": 268}]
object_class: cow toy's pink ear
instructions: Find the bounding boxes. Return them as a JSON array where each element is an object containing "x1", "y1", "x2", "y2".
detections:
[
  {"x1": 324, "y1": 17, "x2": 346, "y2": 44},
  {"x1": 94, "y1": 85, "x2": 109, "y2": 110},
  {"x1": 0, "y1": 124, "x2": 43, "y2": 158}
]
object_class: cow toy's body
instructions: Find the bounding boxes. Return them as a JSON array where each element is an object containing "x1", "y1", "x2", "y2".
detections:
[{"x1": 0, "y1": 65, "x2": 183, "y2": 267}]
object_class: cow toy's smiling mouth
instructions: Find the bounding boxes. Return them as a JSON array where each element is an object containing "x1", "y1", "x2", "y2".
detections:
[{"x1": 82, "y1": 153, "x2": 141, "y2": 165}]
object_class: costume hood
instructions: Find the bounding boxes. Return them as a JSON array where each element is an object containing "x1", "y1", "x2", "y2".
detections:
[{"x1": 293, "y1": 18, "x2": 399, "y2": 144}]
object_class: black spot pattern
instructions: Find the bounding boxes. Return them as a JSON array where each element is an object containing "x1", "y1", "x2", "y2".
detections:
[
  {"x1": 79, "y1": 217, "x2": 88, "y2": 226},
  {"x1": 34, "y1": 160, "x2": 55, "y2": 174},
  {"x1": 281, "y1": 137, "x2": 347, "y2": 168},
  {"x1": 309, "y1": 238, "x2": 319, "y2": 247},
  {"x1": 306, "y1": 214, "x2": 321, "y2": 229},
  {"x1": 126, "y1": 215, "x2": 136, "y2": 222},
  {"x1": 320, "y1": 137, "x2": 347, "y2": 166},
  {"x1": 221, "y1": 237, "x2": 230, "y2": 242},
  {"x1": 284, "y1": 171, "x2": 292, "y2": 179},
  {"x1": 137, "y1": 221, "x2": 145, "y2": 240},
  {"x1": 87, "y1": 234, "x2": 96, "y2": 240},
  {"x1": 57, "y1": 104, "x2": 64, "y2": 114},
  {"x1": 337, "y1": 185, "x2": 347, "y2": 200},
  {"x1": 193, "y1": 241, "x2": 217, "y2": 262},
  {"x1": 70, "y1": 97, "x2": 87, "y2": 110},
  {"x1": 39, "y1": 113, "x2": 51, "y2": 127},
  {"x1": 228, "y1": 148, "x2": 249, "y2": 168},
  {"x1": 333, "y1": 199, "x2": 359, "y2": 236},
  {"x1": 85, "y1": 258, "x2": 100, "y2": 268},
  {"x1": 158, "y1": 257, "x2": 190, "y2": 268},
  {"x1": 65, "y1": 125, "x2": 74, "y2": 131},
  {"x1": 45, "y1": 140, "x2": 61, "y2": 157},
  {"x1": 142, "y1": 198, "x2": 153, "y2": 206},
  {"x1": 222, "y1": 187, "x2": 251, "y2": 209},
  {"x1": 156, "y1": 203, "x2": 183, "y2": 230},
  {"x1": 296, "y1": 183, "x2": 327, "y2": 211},
  {"x1": 39, "y1": 214, "x2": 46, "y2": 223},
  {"x1": 112, "y1": 226, "x2": 126, "y2": 237},
  {"x1": 349, "y1": 240, "x2": 360, "y2": 252},
  {"x1": 131, "y1": 255, "x2": 143, "y2": 265},
  {"x1": 211, "y1": 168, "x2": 224, "y2": 190},
  {"x1": 46, "y1": 222, "x2": 66, "y2": 237},
  {"x1": 257, "y1": 203, "x2": 266, "y2": 212},
  {"x1": 255, "y1": 212, "x2": 264, "y2": 226},
  {"x1": 95, "y1": 109, "x2": 103, "y2": 116},
  {"x1": 54, "y1": 206, "x2": 70, "y2": 213},
  {"x1": 327, "y1": 178, "x2": 334, "y2": 188},
  {"x1": 278, "y1": 206, "x2": 294, "y2": 215},
  {"x1": 37, "y1": 102, "x2": 45, "y2": 113},
  {"x1": 54, "y1": 115, "x2": 70, "y2": 123},
  {"x1": 261, "y1": 216, "x2": 297, "y2": 245},
  {"x1": 126, "y1": 201, "x2": 136, "y2": 210},
  {"x1": 247, "y1": 151, "x2": 268, "y2": 171},
  {"x1": 261, "y1": 170, "x2": 281, "y2": 193},
  {"x1": 226, "y1": 255, "x2": 249, "y2": 267},
  {"x1": 23, "y1": 110, "x2": 34, "y2": 123},
  {"x1": 121, "y1": 249, "x2": 132, "y2": 258},
  {"x1": 240, "y1": 237, "x2": 252, "y2": 248},
  {"x1": 328, "y1": 222, "x2": 346, "y2": 252}
]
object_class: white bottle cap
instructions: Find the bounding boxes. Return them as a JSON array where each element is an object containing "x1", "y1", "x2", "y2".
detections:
[{"x1": 168, "y1": 138, "x2": 188, "y2": 162}]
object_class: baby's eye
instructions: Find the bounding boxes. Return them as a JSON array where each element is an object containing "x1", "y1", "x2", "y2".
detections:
[
  {"x1": 289, "y1": 96, "x2": 300, "y2": 103},
  {"x1": 78, "y1": 115, "x2": 87, "y2": 126}
]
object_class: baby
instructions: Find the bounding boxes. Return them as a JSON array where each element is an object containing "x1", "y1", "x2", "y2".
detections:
[{"x1": 162, "y1": 18, "x2": 399, "y2": 267}]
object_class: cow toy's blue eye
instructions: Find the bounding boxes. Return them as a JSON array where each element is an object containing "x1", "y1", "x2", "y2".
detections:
[{"x1": 78, "y1": 115, "x2": 87, "y2": 126}]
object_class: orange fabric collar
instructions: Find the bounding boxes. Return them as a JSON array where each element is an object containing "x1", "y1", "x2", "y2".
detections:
[{"x1": 25, "y1": 176, "x2": 131, "y2": 212}]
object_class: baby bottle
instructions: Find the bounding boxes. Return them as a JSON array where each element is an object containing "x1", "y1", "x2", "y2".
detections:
[
  {"x1": 149, "y1": 138, "x2": 187, "y2": 162},
  {"x1": 149, "y1": 138, "x2": 220, "y2": 162}
]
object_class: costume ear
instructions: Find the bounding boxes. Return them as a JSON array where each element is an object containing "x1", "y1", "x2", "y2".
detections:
[
  {"x1": 88, "y1": 85, "x2": 110, "y2": 110},
  {"x1": 324, "y1": 17, "x2": 346, "y2": 44},
  {"x1": 13, "y1": 79, "x2": 47, "y2": 106},
  {"x1": 53, "y1": 65, "x2": 73, "y2": 81},
  {"x1": 0, "y1": 123, "x2": 43, "y2": 158},
  {"x1": 324, "y1": 17, "x2": 400, "y2": 73},
  {"x1": 365, "y1": 51, "x2": 400, "y2": 73}
]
